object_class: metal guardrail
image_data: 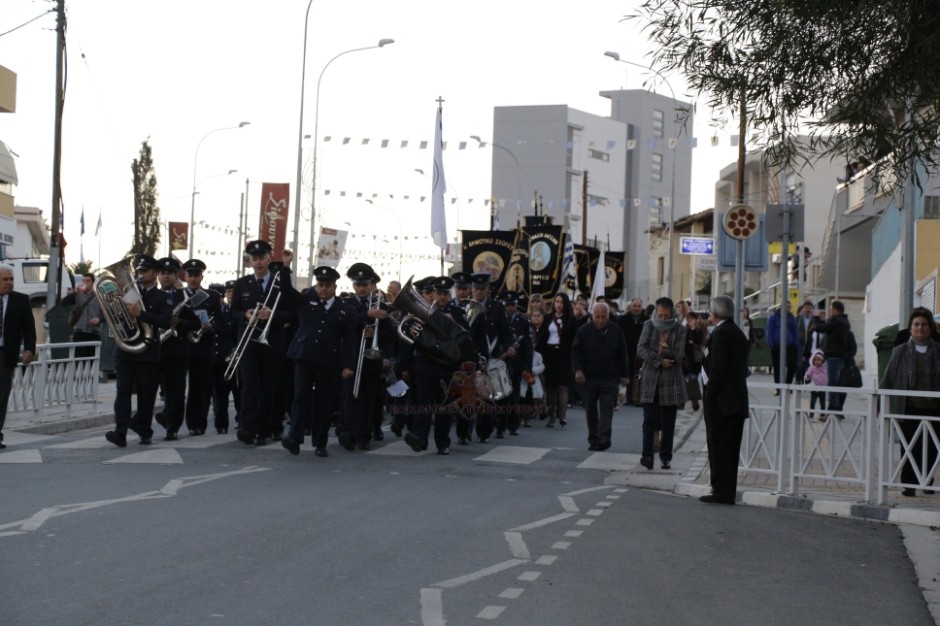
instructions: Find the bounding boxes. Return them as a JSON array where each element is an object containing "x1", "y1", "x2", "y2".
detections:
[
  {"x1": 10, "y1": 341, "x2": 101, "y2": 419},
  {"x1": 742, "y1": 382, "x2": 940, "y2": 504}
]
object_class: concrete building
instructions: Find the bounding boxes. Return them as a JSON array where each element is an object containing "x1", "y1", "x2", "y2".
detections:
[
  {"x1": 0, "y1": 64, "x2": 18, "y2": 252},
  {"x1": 490, "y1": 89, "x2": 693, "y2": 301}
]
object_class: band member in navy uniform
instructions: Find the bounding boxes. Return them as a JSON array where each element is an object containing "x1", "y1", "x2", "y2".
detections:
[
  {"x1": 106, "y1": 255, "x2": 173, "y2": 447},
  {"x1": 468, "y1": 272, "x2": 515, "y2": 442},
  {"x1": 338, "y1": 263, "x2": 394, "y2": 451},
  {"x1": 281, "y1": 266, "x2": 356, "y2": 457},
  {"x1": 211, "y1": 280, "x2": 238, "y2": 434},
  {"x1": 154, "y1": 257, "x2": 201, "y2": 441},
  {"x1": 500, "y1": 291, "x2": 534, "y2": 436},
  {"x1": 451, "y1": 272, "x2": 472, "y2": 305},
  {"x1": 268, "y1": 259, "x2": 296, "y2": 440},
  {"x1": 181, "y1": 259, "x2": 222, "y2": 436},
  {"x1": 231, "y1": 240, "x2": 290, "y2": 446}
]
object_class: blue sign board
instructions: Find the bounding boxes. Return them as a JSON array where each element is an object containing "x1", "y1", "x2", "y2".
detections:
[{"x1": 680, "y1": 237, "x2": 715, "y2": 255}]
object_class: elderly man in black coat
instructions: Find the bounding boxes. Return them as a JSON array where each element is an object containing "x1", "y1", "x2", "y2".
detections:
[
  {"x1": 0, "y1": 263, "x2": 37, "y2": 449},
  {"x1": 701, "y1": 295, "x2": 750, "y2": 505}
]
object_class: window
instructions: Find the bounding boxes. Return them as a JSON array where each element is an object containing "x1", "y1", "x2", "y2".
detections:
[
  {"x1": 653, "y1": 109, "x2": 665, "y2": 138},
  {"x1": 925, "y1": 195, "x2": 940, "y2": 219},
  {"x1": 22, "y1": 262, "x2": 47, "y2": 283},
  {"x1": 651, "y1": 153, "x2": 663, "y2": 182},
  {"x1": 649, "y1": 197, "x2": 663, "y2": 227},
  {"x1": 588, "y1": 149, "x2": 609, "y2": 162}
]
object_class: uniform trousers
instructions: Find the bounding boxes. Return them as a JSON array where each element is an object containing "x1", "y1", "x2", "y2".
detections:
[
  {"x1": 113, "y1": 352, "x2": 159, "y2": 438},
  {"x1": 496, "y1": 362, "x2": 523, "y2": 434},
  {"x1": 237, "y1": 345, "x2": 282, "y2": 437},
  {"x1": 160, "y1": 356, "x2": 189, "y2": 435},
  {"x1": 288, "y1": 360, "x2": 341, "y2": 448},
  {"x1": 184, "y1": 356, "x2": 212, "y2": 432},
  {"x1": 340, "y1": 358, "x2": 382, "y2": 444},
  {"x1": 211, "y1": 362, "x2": 239, "y2": 431},
  {"x1": 412, "y1": 371, "x2": 451, "y2": 451}
]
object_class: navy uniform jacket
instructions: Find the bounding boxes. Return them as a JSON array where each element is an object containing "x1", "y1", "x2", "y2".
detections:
[
  {"x1": 345, "y1": 294, "x2": 396, "y2": 359},
  {"x1": 280, "y1": 283, "x2": 356, "y2": 370},
  {"x1": 118, "y1": 285, "x2": 172, "y2": 364},
  {"x1": 185, "y1": 287, "x2": 223, "y2": 359},
  {"x1": 230, "y1": 272, "x2": 291, "y2": 354},
  {"x1": 476, "y1": 298, "x2": 514, "y2": 360},
  {"x1": 212, "y1": 299, "x2": 236, "y2": 365},
  {"x1": 401, "y1": 302, "x2": 484, "y2": 378},
  {"x1": 160, "y1": 289, "x2": 200, "y2": 359},
  {"x1": 506, "y1": 311, "x2": 534, "y2": 373}
]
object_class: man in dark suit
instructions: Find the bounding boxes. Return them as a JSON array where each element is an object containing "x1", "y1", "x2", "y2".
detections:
[
  {"x1": 0, "y1": 263, "x2": 37, "y2": 449},
  {"x1": 701, "y1": 295, "x2": 750, "y2": 505}
]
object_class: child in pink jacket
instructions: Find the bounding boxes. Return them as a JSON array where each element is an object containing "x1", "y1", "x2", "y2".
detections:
[{"x1": 804, "y1": 349, "x2": 828, "y2": 416}]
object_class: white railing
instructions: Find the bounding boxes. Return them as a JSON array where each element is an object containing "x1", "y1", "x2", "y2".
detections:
[
  {"x1": 739, "y1": 382, "x2": 936, "y2": 504},
  {"x1": 10, "y1": 341, "x2": 101, "y2": 419}
]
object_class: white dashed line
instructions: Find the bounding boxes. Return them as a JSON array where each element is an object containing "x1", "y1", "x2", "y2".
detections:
[
  {"x1": 586, "y1": 509, "x2": 604, "y2": 516},
  {"x1": 565, "y1": 530, "x2": 583, "y2": 538},
  {"x1": 498, "y1": 588, "x2": 525, "y2": 600},
  {"x1": 535, "y1": 555, "x2": 557, "y2": 566},
  {"x1": 596, "y1": 501, "x2": 612, "y2": 508},
  {"x1": 606, "y1": 495, "x2": 621, "y2": 500},
  {"x1": 575, "y1": 518, "x2": 594, "y2": 526},
  {"x1": 614, "y1": 488, "x2": 629, "y2": 493},
  {"x1": 517, "y1": 571, "x2": 542, "y2": 582},
  {"x1": 552, "y1": 541, "x2": 571, "y2": 550},
  {"x1": 476, "y1": 606, "x2": 506, "y2": 620}
]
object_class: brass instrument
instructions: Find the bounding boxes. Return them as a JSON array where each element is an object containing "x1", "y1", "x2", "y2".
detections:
[
  {"x1": 189, "y1": 315, "x2": 215, "y2": 343},
  {"x1": 224, "y1": 271, "x2": 282, "y2": 381},
  {"x1": 353, "y1": 288, "x2": 385, "y2": 398},
  {"x1": 393, "y1": 277, "x2": 478, "y2": 369},
  {"x1": 159, "y1": 289, "x2": 209, "y2": 343},
  {"x1": 93, "y1": 257, "x2": 155, "y2": 354}
]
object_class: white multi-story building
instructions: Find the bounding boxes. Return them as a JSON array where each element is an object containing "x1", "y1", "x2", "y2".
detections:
[{"x1": 489, "y1": 89, "x2": 693, "y2": 300}]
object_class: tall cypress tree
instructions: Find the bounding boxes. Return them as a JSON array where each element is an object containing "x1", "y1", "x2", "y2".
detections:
[{"x1": 130, "y1": 138, "x2": 161, "y2": 256}]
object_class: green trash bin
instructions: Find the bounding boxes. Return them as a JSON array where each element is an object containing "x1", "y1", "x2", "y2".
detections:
[
  {"x1": 99, "y1": 326, "x2": 117, "y2": 379},
  {"x1": 44, "y1": 304, "x2": 73, "y2": 360},
  {"x1": 750, "y1": 317, "x2": 771, "y2": 368},
  {"x1": 874, "y1": 324, "x2": 900, "y2": 383}
]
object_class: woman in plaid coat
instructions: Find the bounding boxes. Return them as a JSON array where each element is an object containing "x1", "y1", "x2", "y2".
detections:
[{"x1": 636, "y1": 297, "x2": 688, "y2": 470}]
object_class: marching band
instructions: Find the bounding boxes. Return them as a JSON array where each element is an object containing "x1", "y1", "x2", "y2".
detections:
[{"x1": 102, "y1": 239, "x2": 556, "y2": 456}]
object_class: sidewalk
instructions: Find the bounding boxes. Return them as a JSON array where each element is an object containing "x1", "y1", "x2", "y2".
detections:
[{"x1": 609, "y1": 372, "x2": 940, "y2": 529}]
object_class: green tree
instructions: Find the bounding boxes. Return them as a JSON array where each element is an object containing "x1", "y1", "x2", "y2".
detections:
[
  {"x1": 68, "y1": 260, "x2": 94, "y2": 276},
  {"x1": 130, "y1": 138, "x2": 161, "y2": 256},
  {"x1": 631, "y1": 1, "x2": 940, "y2": 182}
]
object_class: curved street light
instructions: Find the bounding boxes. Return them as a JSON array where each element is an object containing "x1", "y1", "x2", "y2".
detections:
[
  {"x1": 293, "y1": 36, "x2": 395, "y2": 279},
  {"x1": 604, "y1": 50, "x2": 684, "y2": 301},
  {"x1": 190, "y1": 122, "x2": 249, "y2": 257}
]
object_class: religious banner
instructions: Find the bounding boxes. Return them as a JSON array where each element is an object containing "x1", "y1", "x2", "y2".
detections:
[
  {"x1": 526, "y1": 225, "x2": 564, "y2": 298},
  {"x1": 498, "y1": 228, "x2": 529, "y2": 297},
  {"x1": 572, "y1": 244, "x2": 600, "y2": 298},
  {"x1": 257, "y1": 183, "x2": 290, "y2": 258},
  {"x1": 168, "y1": 222, "x2": 188, "y2": 251},
  {"x1": 604, "y1": 251, "x2": 626, "y2": 300},
  {"x1": 461, "y1": 230, "x2": 517, "y2": 287},
  {"x1": 315, "y1": 227, "x2": 349, "y2": 268}
]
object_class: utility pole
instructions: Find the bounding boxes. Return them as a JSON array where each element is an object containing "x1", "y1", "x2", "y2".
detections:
[
  {"x1": 581, "y1": 171, "x2": 589, "y2": 244},
  {"x1": 733, "y1": 94, "x2": 747, "y2": 326},
  {"x1": 45, "y1": 0, "x2": 66, "y2": 310}
]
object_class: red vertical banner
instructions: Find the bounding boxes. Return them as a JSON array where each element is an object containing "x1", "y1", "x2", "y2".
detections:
[
  {"x1": 168, "y1": 222, "x2": 189, "y2": 251},
  {"x1": 258, "y1": 183, "x2": 290, "y2": 261}
]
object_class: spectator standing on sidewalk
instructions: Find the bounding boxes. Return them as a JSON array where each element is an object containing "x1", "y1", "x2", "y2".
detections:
[
  {"x1": 701, "y1": 295, "x2": 750, "y2": 505},
  {"x1": 795, "y1": 301, "x2": 816, "y2": 383},
  {"x1": 636, "y1": 297, "x2": 687, "y2": 470},
  {"x1": 617, "y1": 298, "x2": 648, "y2": 405},
  {"x1": 766, "y1": 301, "x2": 799, "y2": 391},
  {"x1": 571, "y1": 303, "x2": 629, "y2": 451},
  {"x1": 803, "y1": 349, "x2": 828, "y2": 418},
  {"x1": 880, "y1": 307, "x2": 940, "y2": 497},
  {"x1": 812, "y1": 300, "x2": 852, "y2": 413}
]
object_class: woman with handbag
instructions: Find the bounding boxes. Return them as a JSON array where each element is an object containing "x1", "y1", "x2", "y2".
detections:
[{"x1": 637, "y1": 297, "x2": 688, "y2": 470}]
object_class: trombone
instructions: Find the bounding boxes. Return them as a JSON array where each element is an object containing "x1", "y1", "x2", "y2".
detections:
[
  {"x1": 353, "y1": 288, "x2": 385, "y2": 398},
  {"x1": 224, "y1": 271, "x2": 283, "y2": 381}
]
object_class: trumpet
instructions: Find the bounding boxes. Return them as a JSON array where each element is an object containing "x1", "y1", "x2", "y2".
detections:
[
  {"x1": 224, "y1": 271, "x2": 282, "y2": 381},
  {"x1": 189, "y1": 315, "x2": 215, "y2": 343},
  {"x1": 159, "y1": 289, "x2": 209, "y2": 344},
  {"x1": 353, "y1": 288, "x2": 385, "y2": 398}
]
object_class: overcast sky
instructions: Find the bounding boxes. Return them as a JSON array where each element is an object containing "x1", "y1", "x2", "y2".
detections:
[{"x1": 0, "y1": 0, "x2": 741, "y2": 270}]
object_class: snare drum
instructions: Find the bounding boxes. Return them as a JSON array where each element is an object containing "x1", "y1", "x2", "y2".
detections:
[{"x1": 486, "y1": 358, "x2": 512, "y2": 400}]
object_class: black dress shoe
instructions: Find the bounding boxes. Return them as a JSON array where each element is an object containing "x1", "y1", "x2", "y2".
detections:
[
  {"x1": 357, "y1": 442, "x2": 372, "y2": 451},
  {"x1": 437, "y1": 447, "x2": 450, "y2": 455},
  {"x1": 271, "y1": 432, "x2": 283, "y2": 441},
  {"x1": 390, "y1": 423, "x2": 403, "y2": 437},
  {"x1": 661, "y1": 461, "x2": 671, "y2": 470},
  {"x1": 597, "y1": 441, "x2": 611, "y2": 451},
  {"x1": 640, "y1": 456, "x2": 653, "y2": 470},
  {"x1": 315, "y1": 447, "x2": 329, "y2": 457},
  {"x1": 105, "y1": 431, "x2": 127, "y2": 448},
  {"x1": 139, "y1": 436, "x2": 152, "y2": 445},
  {"x1": 373, "y1": 429, "x2": 384, "y2": 441},
  {"x1": 0, "y1": 441, "x2": 5, "y2": 449},
  {"x1": 478, "y1": 437, "x2": 489, "y2": 443},
  {"x1": 216, "y1": 428, "x2": 227, "y2": 435},
  {"x1": 495, "y1": 432, "x2": 505, "y2": 439},
  {"x1": 254, "y1": 435, "x2": 268, "y2": 446},
  {"x1": 589, "y1": 443, "x2": 600, "y2": 451},
  {"x1": 458, "y1": 437, "x2": 469, "y2": 445},
  {"x1": 700, "y1": 494, "x2": 736, "y2": 505},
  {"x1": 236, "y1": 428, "x2": 254, "y2": 445},
  {"x1": 337, "y1": 432, "x2": 356, "y2": 451},
  {"x1": 404, "y1": 432, "x2": 426, "y2": 452},
  {"x1": 163, "y1": 432, "x2": 178, "y2": 441},
  {"x1": 282, "y1": 438, "x2": 300, "y2": 456},
  {"x1": 902, "y1": 488, "x2": 917, "y2": 497}
]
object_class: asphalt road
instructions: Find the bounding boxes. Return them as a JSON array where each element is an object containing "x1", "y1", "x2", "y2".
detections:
[{"x1": 0, "y1": 406, "x2": 933, "y2": 625}]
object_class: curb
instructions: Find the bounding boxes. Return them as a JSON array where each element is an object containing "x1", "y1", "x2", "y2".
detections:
[
  {"x1": 11, "y1": 413, "x2": 114, "y2": 436},
  {"x1": 673, "y1": 482, "x2": 940, "y2": 529}
]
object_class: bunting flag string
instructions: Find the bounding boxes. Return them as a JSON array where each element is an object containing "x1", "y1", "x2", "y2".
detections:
[{"x1": 320, "y1": 133, "x2": 743, "y2": 151}]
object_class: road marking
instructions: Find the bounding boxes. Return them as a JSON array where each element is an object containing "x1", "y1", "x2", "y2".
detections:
[
  {"x1": 505, "y1": 532, "x2": 530, "y2": 559},
  {"x1": 586, "y1": 509, "x2": 604, "y2": 516},
  {"x1": 606, "y1": 494, "x2": 621, "y2": 500},
  {"x1": 46, "y1": 436, "x2": 117, "y2": 449},
  {"x1": 558, "y1": 496, "x2": 578, "y2": 512},
  {"x1": 564, "y1": 530, "x2": 583, "y2": 538},
  {"x1": 551, "y1": 541, "x2": 571, "y2": 550},
  {"x1": 561, "y1": 485, "x2": 614, "y2": 497},
  {"x1": 474, "y1": 445, "x2": 551, "y2": 465},
  {"x1": 420, "y1": 588, "x2": 444, "y2": 626},
  {"x1": 0, "y1": 449, "x2": 42, "y2": 463},
  {"x1": 164, "y1": 436, "x2": 233, "y2": 449},
  {"x1": 535, "y1": 555, "x2": 557, "y2": 566},
  {"x1": 3, "y1": 433, "x2": 54, "y2": 446},
  {"x1": 498, "y1": 588, "x2": 524, "y2": 599},
  {"x1": 432, "y1": 559, "x2": 528, "y2": 589},
  {"x1": 517, "y1": 571, "x2": 541, "y2": 582},
  {"x1": 103, "y1": 449, "x2": 184, "y2": 464},
  {"x1": 614, "y1": 488, "x2": 629, "y2": 493},
  {"x1": 575, "y1": 518, "x2": 594, "y2": 526},
  {"x1": 510, "y1": 512, "x2": 576, "y2": 531},
  {"x1": 476, "y1": 606, "x2": 505, "y2": 620},
  {"x1": 596, "y1": 501, "x2": 612, "y2": 508},
  {"x1": 577, "y1": 452, "x2": 641, "y2": 470}
]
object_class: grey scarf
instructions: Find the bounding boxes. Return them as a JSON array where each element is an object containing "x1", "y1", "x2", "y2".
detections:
[{"x1": 651, "y1": 311, "x2": 679, "y2": 333}]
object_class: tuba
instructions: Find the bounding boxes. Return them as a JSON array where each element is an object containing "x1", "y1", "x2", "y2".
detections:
[
  {"x1": 93, "y1": 257, "x2": 155, "y2": 354},
  {"x1": 393, "y1": 277, "x2": 478, "y2": 369}
]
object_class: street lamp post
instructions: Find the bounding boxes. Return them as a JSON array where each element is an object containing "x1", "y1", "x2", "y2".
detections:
[
  {"x1": 190, "y1": 122, "x2": 249, "y2": 258},
  {"x1": 470, "y1": 135, "x2": 522, "y2": 227},
  {"x1": 294, "y1": 37, "x2": 395, "y2": 279},
  {"x1": 604, "y1": 51, "x2": 684, "y2": 300}
]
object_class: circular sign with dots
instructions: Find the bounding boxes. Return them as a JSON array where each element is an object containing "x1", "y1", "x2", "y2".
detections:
[{"x1": 723, "y1": 204, "x2": 758, "y2": 240}]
